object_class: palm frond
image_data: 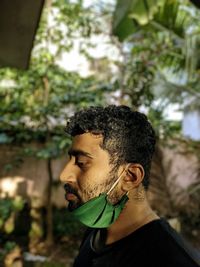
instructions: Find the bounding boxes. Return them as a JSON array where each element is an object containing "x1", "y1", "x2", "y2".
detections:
[
  {"x1": 153, "y1": 0, "x2": 187, "y2": 39},
  {"x1": 185, "y1": 31, "x2": 200, "y2": 81}
]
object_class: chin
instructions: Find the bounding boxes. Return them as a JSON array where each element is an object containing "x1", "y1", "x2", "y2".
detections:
[{"x1": 68, "y1": 200, "x2": 81, "y2": 212}]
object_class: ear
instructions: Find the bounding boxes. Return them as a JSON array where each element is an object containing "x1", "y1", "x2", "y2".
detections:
[{"x1": 121, "y1": 163, "x2": 145, "y2": 191}]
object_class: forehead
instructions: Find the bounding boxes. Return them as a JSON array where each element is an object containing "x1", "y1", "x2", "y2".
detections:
[{"x1": 71, "y1": 133, "x2": 108, "y2": 158}]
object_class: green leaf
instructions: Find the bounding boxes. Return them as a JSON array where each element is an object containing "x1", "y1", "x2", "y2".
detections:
[
  {"x1": 4, "y1": 241, "x2": 17, "y2": 252},
  {"x1": 113, "y1": 15, "x2": 139, "y2": 41},
  {"x1": 113, "y1": 0, "x2": 164, "y2": 40},
  {"x1": 12, "y1": 196, "x2": 25, "y2": 211},
  {"x1": 0, "y1": 133, "x2": 13, "y2": 144},
  {"x1": 59, "y1": 138, "x2": 70, "y2": 150},
  {"x1": 113, "y1": 0, "x2": 138, "y2": 40},
  {"x1": 36, "y1": 149, "x2": 51, "y2": 159},
  {"x1": 129, "y1": 0, "x2": 164, "y2": 25}
]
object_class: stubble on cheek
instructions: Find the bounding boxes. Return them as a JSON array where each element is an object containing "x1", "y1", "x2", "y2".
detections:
[
  {"x1": 80, "y1": 167, "x2": 122, "y2": 204},
  {"x1": 81, "y1": 184, "x2": 101, "y2": 202},
  {"x1": 104, "y1": 168, "x2": 125, "y2": 205},
  {"x1": 80, "y1": 173, "x2": 111, "y2": 203}
]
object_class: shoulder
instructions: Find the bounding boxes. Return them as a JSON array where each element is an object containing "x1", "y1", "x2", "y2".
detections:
[
  {"x1": 122, "y1": 218, "x2": 200, "y2": 267},
  {"x1": 151, "y1": 218, "x2": 200, "y2": 266}
]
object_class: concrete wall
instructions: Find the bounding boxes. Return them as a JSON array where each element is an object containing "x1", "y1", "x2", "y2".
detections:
[
  {"x1": 0, "y1": 141, "x2": 199, "y2": 209},
  {"x1": 0, "y1": 144, "x2": 67, "y2": 208}
]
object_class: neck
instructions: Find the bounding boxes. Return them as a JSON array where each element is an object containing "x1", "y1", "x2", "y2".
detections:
[{"x1": 106, "y1": 189, "x2": 159, "y2": 245}]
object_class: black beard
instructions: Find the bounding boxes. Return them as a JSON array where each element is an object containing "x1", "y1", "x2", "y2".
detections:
[
  {"x1": 68, "y1": 200, "x2": 81, "y2": 212},
  {"x1": 81, "y1": 170, "x2": 122, "y2": 205},
  {"x1": 64, "y1": 183, "x2": 82, "y2": 211},
  {"x1": 63, "y1": 166, "x2": 122, "y2": 210}
]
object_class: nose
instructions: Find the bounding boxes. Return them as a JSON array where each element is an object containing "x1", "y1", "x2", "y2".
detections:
[{"x1": 60, "y1": 160, "x2": 77, "y2": 183}]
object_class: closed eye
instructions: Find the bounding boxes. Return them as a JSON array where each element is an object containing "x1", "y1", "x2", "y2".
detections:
[
  {"x1": 75, "y1": 157, "x2": 88, "y2": 168},
  {"x1": 76, "y1": 161, "x2": 85, "y2": 168}
]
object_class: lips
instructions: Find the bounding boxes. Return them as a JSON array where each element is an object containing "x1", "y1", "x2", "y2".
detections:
[
  {"x1": 65, "y1": 192, "x2": 77, "y2": 201},
  {"x1": 64, "y1": 183, "x2": 79, "y2": 202}
]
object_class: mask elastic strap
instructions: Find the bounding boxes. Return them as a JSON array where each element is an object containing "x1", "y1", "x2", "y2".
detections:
[{"x1": 107, "y1": 164, "x2": 130, "y2": 196}]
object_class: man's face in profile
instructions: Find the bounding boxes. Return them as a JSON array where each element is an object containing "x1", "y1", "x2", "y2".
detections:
[{"x1": 60, "y1": 133, "x2": 122, "y2": 211}]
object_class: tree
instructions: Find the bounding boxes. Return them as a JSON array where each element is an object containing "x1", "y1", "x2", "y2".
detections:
[
  {"x1": 0, "y1": 0, "x2": 112, "y2": 249},
  {"x1": 112, "y1": 0, "x2": 200, "y2": 111},
  {"x1": 112, "y1": 1, "x2": 200, "y2": 245}
]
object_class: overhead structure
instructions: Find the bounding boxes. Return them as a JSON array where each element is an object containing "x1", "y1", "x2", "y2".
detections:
[
  {"x1": 190, "y1": 0, "x2": 200, "y2": 9},
  {"x1": 0, "y1": 0, "x2": 44, "y2": 69}
]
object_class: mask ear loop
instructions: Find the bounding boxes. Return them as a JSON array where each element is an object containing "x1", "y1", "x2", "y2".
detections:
[{"x1": 107, "y1": 164, "x2": 131, "y2": 196}]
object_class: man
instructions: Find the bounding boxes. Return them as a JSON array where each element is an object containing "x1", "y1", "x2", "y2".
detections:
[{"x1": 60, "y1": 105, "x2": 200, "y2": 267}]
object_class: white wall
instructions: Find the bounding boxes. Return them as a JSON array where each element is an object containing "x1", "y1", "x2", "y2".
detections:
[{"x1": 182, "y1": 110, "x2": 200, "y2": 141}]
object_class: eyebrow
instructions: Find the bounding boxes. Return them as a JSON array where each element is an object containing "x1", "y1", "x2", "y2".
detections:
[{"x1": 68, "y1": 148, "x2": 93, "y2": 159}]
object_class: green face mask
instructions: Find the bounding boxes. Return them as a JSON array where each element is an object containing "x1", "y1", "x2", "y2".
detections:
[{"x1": 70, "y1": 166, "x2": 129, "y2": 228}]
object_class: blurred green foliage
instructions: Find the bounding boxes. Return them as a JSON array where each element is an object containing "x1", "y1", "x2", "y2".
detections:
[
  {"x1": 0, "y1": 241, "x2": 17, "y2": 262},
  {"x1": 0, "y1": 0, "x2": 111, "y2": 258},
  {"x1": 112, "y1": 0, "x2": 200, "y2": 131},
  {"x1": 53, "y1": 208, "x2": 85, "y2": 238},
  {"x1": 0, "y1": 0, "x2": 113, "y2": 162},
  {"x1": 0, "y1": 196, "x2": 24, "y2": 231},
  {"x1": 0, "y1": 0, "x2": 200, "y2": 261},
  {"x1": 0, "y1": 197, "x2": 24, "y2": 264}
]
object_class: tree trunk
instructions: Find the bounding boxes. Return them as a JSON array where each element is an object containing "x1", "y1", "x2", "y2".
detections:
[{"x1": 46, "y1": 158, "x2": 53, "y2": 246}]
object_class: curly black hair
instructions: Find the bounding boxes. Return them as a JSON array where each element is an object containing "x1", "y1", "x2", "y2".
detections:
[{"x1": 65, "y1": 105, "x2": 156, "y2": 189}]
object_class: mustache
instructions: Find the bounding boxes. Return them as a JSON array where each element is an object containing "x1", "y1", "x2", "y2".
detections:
[{"x1": 64, "y1": 183, "x2": 78, "y2": 196}]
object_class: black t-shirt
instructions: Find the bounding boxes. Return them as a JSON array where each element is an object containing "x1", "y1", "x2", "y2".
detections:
[{"x1": 73, "y1": 219, "x2": 200, "y2": 267}]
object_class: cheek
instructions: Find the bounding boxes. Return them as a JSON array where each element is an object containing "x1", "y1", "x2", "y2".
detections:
[
  {"x1": 108, "y1": 187, "x2": 123, "y2": 204},
  {"x1": 77, "y1": 170, "x2": 98, "y2": 189},
  {"x1": 77, "y1": 168, "x2": 110, "y2": 195}
]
